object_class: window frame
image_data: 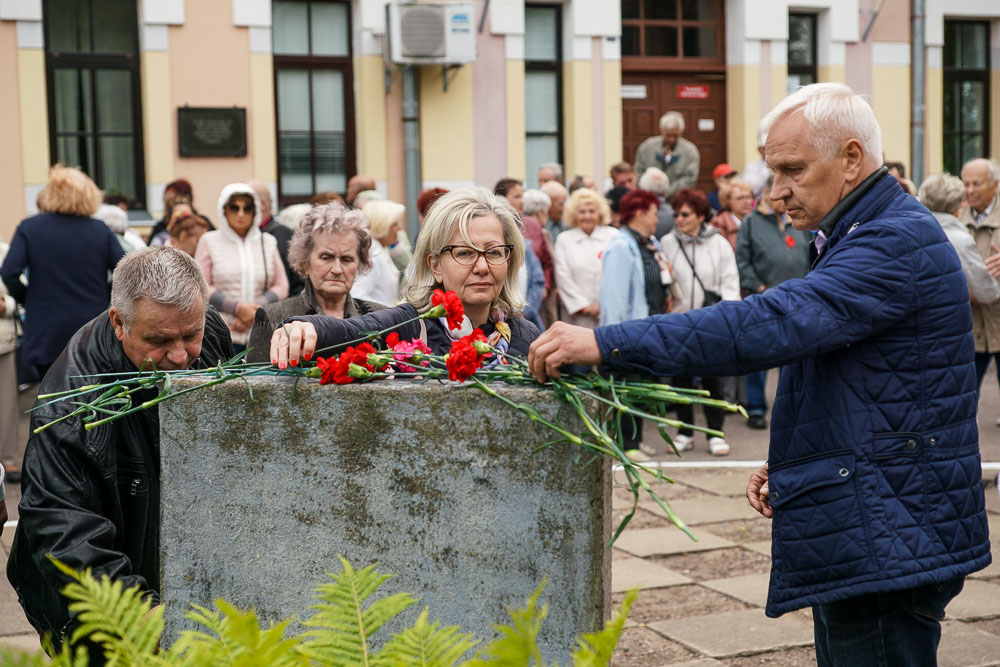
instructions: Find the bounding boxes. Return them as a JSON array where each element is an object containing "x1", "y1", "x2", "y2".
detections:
[
  {"x1": 787, "y1": 12, "x2": 818, "y2": 93},
  {"x1": 621, "y1": 0, "x2": 725, "y2": 72},
  {"x1": 272, "y1": 0, "x2": 357, "y2": 207},
  {"x1": 42, "y1": 0, "x2": 147, "y2": 209},
  {"x1": 942, "y1": 19, "x2": 990, "y2": 176},
  {"x1": 524, "y1": 3, "x2": 563, "y2": 187}
]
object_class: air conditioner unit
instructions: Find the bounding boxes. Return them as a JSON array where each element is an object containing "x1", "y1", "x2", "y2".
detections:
[{"x1": 386, "y1": 2, "x2": 476, "y2": 65}]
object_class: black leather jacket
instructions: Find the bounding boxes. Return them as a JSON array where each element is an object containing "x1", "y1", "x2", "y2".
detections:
[{"x1": 6, "y1": 308, "x2": 233, "y2": 653}]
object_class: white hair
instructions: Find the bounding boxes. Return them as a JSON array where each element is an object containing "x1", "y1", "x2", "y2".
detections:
[
  {"x1": 918, "y1": 173, "x2": 965, "y2": 214},
  {"x1": 362, "y1": 199, "x2": 406, "y2": 239},
  {"x1": 961, "y1": 158, "x2": 1000, "y2": 187},
  {"x1": 277, "y1": 203, "x2": 312, "y2": 231},
  {"x1": 94, "y1": 203, "x2": 129, "y2": 235},
  {"x1": 761, "y1": 82, "x2": 882, "y2": 161},
  {"x1": 756, "y1": 118, "x2": 768, "y2": 148},
  {"x1": 353, "y1": 190, "x2": 382, "y2": 210},
  {"x1": 660, "y1": 111, "x2": 685, "y2": 133},
  {"x1": 538, "y1": 162, "x2": 563, "y2": 181},
  {"x1": 540, "y1": 180, "x2": 568, "y2": 200},
  {"x1": 638, "y1": 167, "x2": 670, "y2": 196},
  {"x1": 110, "y1": 246, "x2": 208, "y2": 330},
  {"x1": 521, "y1": 189, "x2": 552, "y2": 217}
]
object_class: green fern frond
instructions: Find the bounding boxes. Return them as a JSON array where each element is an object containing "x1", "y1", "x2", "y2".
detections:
[
  {"x1": 168, "y1": 600, "x2": 304, "y2": 666},
  {"x1": 570, "y1": 589, "x2": 637, "y2": 667},
  {"x1": 50, "y1": 557, "x2": 164, "y2": 665},
  {"x1": 465, "y1": 580, "x2": 549, "y2": 667},
  {"x1": 297, "y1": 555, "x2": 418, "y2": 667},
  {"x1": 372, "y1": 607, "x2": 478, "y2": 667}
]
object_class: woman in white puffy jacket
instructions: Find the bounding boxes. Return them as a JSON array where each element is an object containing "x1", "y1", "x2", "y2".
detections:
[
  {"x1": 195, "y1": 183, "x2": 288, "y2": 351},
  {"x1": 660, "y1": 188, "x2": 739, "y2": 456}
]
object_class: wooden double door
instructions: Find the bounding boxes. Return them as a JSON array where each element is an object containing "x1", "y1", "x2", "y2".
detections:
[{"x1": 622, "y1": 72, "x2": 726, "y2": 193}]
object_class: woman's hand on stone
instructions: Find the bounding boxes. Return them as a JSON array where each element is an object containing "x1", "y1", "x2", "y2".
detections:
[{"x1": 270, "y1": 321, "x2": 317, "y2": 368}]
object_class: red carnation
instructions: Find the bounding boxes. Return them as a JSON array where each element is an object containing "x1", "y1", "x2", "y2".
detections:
[
  {"x1": 432, "y1": 289, "x2": 465, "y2": 330},
  {"x1": 785, "y1": 235, "x2": 796, "y2": 249},
  {"x1": 445, "y1": 328, "x2": 489, "y2": 382},
  {"x1": 386, "y1": 332, "x2": 400, "y2": 347},
  {"x1": 315, "y1": 356, "x2": 337, "y2": 385}
]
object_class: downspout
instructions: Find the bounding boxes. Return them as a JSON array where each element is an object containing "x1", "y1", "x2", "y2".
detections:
[
  {"x1": 403, "y1": 66, "x2": 421, "y2": 242},
  {"x1": 911, "y1": 0, "x2": 925, "y2": 186}
]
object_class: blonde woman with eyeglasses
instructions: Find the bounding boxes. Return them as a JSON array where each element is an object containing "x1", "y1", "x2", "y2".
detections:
[{"x1": 269, "y1": 187, "x2": 540, "y2": 366}]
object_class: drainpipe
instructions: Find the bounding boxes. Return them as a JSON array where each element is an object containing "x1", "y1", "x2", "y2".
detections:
[
  {"x1": 403, "y1": 65, "x2": 421, "y2": 242},
  {"x1": 911, "y1": 0, "x2": 925, "y2": 186}
]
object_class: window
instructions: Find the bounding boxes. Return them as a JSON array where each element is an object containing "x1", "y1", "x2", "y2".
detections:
[
  {"x1": 943, "y1": 20, "x2": 990, "y2": 175},
  {"x1": 524, "y1": 5, "x2": 561, "y2": 189},
  {"x1": 787, "y1": 13, "x2": 817, "y2": 94},
  {"x1": 621, "y1": 0, "x2": 723, "y2": 64},
  {"x1": 272, "y1": 0, "x2": 355, "y2": 205},
  {"x1": 43, "y1": 0, "x2": 146, "y2": 207}
]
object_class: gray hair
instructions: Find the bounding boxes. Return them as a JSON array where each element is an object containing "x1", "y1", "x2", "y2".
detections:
[
  {"x1": 761, "y1": 82, "x2": 882, "y2": 162},
  {"x1": 538, "y1": 162, "x2": 563, "y2": 181},
  {"x1": 540, "y1": 180, "x2": 568, "y2": 200},
  {"x1": 277, "y1": 203, "x2": 312, "y2": 231},
  {"x1": 404, "y1": 187, "x2": 526, "y2": 317},
  {"x1": 961, "y1": 158, "x2": 1000, "y2": 187},
  {"x1": 521, "y1": 189, "x2": 552, "y2": 217},
  {"x1": 918, "y1": 173, "x2": 966, "y2": 215},
  {"x1": 94, "y1": 203, "x2": 129, "y2": 235},
  {"x1": 660, "y1": 111, "x2": 685, "y2": 132},
  {"x1": 362, "y1": 199, "x2": 406, "y2": 240},
  {"x1": 638, "y1": 167, "x2": 670, "y2": 196},
  {"x1": 110, "y1": 247, "x2": 208, "y2": 330},
  {"x1": 352, "y1": 190, "x2": 382, "y2": 210},
  {"x1": 287, "y1": 202, "x2": 372, "y2": 277}
]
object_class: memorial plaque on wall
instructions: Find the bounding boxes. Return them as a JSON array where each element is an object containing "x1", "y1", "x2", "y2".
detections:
[{"x1": 177, "y1": 107, "x2": 247, "y2": 157}]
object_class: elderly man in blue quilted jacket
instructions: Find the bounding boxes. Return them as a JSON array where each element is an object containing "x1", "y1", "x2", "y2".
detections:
[{"x1": 529, "y1": 82, "x2": 990, "y2": 666}]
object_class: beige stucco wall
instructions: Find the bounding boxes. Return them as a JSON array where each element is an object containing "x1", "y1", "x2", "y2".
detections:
[{"x1": 0, "y1": 21, "x2": 25, "y2": 241}]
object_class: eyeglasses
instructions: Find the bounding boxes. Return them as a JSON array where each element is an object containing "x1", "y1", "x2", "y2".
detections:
[
  {"x1": 226, "y1": 202, "x2": 255, "y2": 214},
  {"x1": 676, "y1": 211, "x2": 697, "y2": 218},
  {"x1": 440, "y1": 244, "x2": 513, "y2": 266}
]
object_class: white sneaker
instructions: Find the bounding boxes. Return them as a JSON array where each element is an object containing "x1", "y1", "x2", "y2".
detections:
[
  {"x1": 708, "y1": 437, "x2": 731, "y2": 456},
  {"x1": 625, "y1": 448, "x2": 651, "y2": 462},
  {"x1": 672, "y1": 434, "x2": 693, "y2": 454}
]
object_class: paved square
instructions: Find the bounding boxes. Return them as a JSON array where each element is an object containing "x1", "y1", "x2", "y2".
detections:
[
  {"x1": 946, "y1": 580, "x2": 1000, "y2": 621},
  {"x1": 662, "y1": 470, "x2": 751, "y2": 497},
  {"x1": 613, "y1": 528, "x2": 735, "y2": 558},
  {"x1": 939, "y1": 620, "x2": 1000, "y2": 667},
  {"x1": 612, "y1": 557, "x2": 692, "y2": 593},
  {"x1": 741, "y1": 540, "x2": 772, "y2": 557},
  {"x1": 649, "y1": 608, "x2": 814, "y2": 658},
  {"x1": 701, "y1": 573, "x2": 770, "y2": 607},
  {"x1": 642, "y1": 496, "x2": 759, "y2": 525}
]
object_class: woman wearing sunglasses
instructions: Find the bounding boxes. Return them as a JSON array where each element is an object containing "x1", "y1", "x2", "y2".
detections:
[
  {"x1": 195, "y1": 183, "x2": 289, "y2": 352},
  {"x1": 269, "y1": 187, "x2": 540, "y2": 366}
]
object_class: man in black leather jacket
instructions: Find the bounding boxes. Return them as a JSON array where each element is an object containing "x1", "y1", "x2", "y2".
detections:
[{"x1": 6, "y1": 247, "x2": 233, "y2": 657}]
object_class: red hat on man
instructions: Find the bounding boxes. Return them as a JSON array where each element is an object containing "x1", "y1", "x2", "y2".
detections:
[{"x1": 713, "y1": 163, "x2": 737, "y2": 180}]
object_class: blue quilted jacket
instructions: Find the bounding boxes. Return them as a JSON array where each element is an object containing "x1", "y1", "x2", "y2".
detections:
[{"x1": 595, "y1": 172, "x2": 991, "y2": 616}]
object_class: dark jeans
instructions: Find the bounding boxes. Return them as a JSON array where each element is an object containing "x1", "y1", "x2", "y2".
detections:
[
  {"x1": 974, "y1": 352, "x2": 1000, "y2": 397},
  {"x1": 812, "y1": 577, "x2": 965, "y2": 667},
  {"x1": 673, "y1": 376, "x2": 725, "y2": 437},
  {"x1": 746, "y1": 369, "x2": 768, "y2": 417}
]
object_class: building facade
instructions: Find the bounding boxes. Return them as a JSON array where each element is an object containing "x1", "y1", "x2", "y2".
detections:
[{"x1": 0, "y1": 0, "x2": 997, "y2": 242}]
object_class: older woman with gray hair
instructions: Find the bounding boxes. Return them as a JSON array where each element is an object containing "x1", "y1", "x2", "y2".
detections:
[
  {"x1": 918, "y1": 173, "x2": 1000, "y2": 305},
  {"x1": 638, "y1": 166, "x2": 675, "y2": 237},
  {"x1": 521, "y1": 188, "x2": 555, "y2": 296},
  {"x1": 247, "y1": 203, "x2": 387, "y2": 363},
  {"x1": 269, "y1": 187, "x2": 540, "y2": 366}
]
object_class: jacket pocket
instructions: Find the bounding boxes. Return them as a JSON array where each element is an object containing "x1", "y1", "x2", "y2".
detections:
[
  {"x1": 115, "y1": 458, "x2": 150, "y2": 567},
  {"x1": 769, "y1": 450, "x2": 877, "y2": 589},
  {"x1": 866, "y1": 432, "x2": 930, "y2": 551}
]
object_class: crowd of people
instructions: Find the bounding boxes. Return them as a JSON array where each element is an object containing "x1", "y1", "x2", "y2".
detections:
[{"x1": 0, "y1": 81, "x2": 997, "y2": 665}]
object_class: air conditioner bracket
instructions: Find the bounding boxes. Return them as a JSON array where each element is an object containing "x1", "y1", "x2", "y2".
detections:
[{"x1": 442, "y1": 64, "x2": 461, "y2": 92}]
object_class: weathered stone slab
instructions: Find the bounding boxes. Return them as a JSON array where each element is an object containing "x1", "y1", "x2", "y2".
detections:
[
  {"x1": 664, "y1": 660, "x2": 725, "y2": 667},
  {"x1": 613, "y1": 528, "x2": 734, "y2": 558},
  {"x1": 0, "y1": 601, "x2": 34, "y2": 636},
  {"x1": 0, "y1": 634, "x2": 42, "y2": 654},
  {"x1": 701, "y1": 573, "x2": 770, "y2": 607},
  {"x1": 612, "y1": 557, "x2": 692, "y2": 593},
  {"x1": 159, "y1": 378, "x2": 610, "y2": 661},
  {"x1": 945, "y1": 580, "x2": 1000, "y2": 620},
  {"x1": 650, "y1": 608, "x2": 813, "y2": 658},
  {"x1": 665, "y1": 469, "x2": 750, "y2": 497},
  {"x1": 742, "y1": 540, "x2": 772, "y2": 557},
  {"x1": 939, "y1": 620, "x2": 1000, "y2": 667}
]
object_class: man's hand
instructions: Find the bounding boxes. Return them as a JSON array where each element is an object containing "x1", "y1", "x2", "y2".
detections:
[
  {"x1": 746, "y1": 463, "x2": 772, "y2": 519},
  {"x1": 0, "y1": 498, "x2": 8, "y2": 535},
  {"x1": 235, "y1": 302, "x2": 257, "y2": 327},
  {"x1": 986, "y1": 243, "x2": 1000, "y2": 279},
  {"x1": 527, "y1": 322, "x2": 602, "y2": 382},
  {"x1": 270, "y1": 321, "x2": 317, "y2": 368}
]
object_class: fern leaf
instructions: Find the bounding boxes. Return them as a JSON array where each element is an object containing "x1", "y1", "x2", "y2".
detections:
[
  {"x1": 50, "y1": 557, "x2": 164, "y2": 665},
  {"x1": 464, "y1": 581, "x2": 549, "y2": 667},
  {"x1": 168, "y1": 599, "x2": 304, "y2": 667},
  {"x1": 570, "y1": 589, "x2": 637, "y2": 667},
  {"x1": 372, "y1": 607, "x2": 478, "y2": 667},
  {"x1": 297, "y1": 556, "x2": 417, "y2": 667}
]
